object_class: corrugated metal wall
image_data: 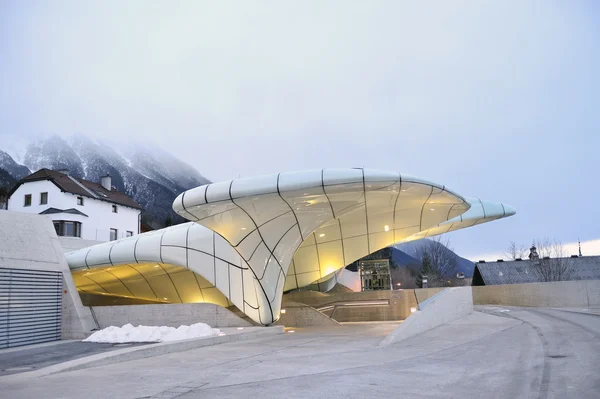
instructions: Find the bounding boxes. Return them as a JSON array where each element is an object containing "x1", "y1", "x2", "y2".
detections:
[{"x1": 0, "y1": 267, "x2": 62, "y2": 349}]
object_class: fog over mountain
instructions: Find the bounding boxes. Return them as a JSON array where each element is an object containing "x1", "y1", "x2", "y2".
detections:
[{"x1": 0, "y1": 134, "x2": 211, "y2": 226}]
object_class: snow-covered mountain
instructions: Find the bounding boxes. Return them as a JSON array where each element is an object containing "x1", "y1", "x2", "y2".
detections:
[
  {"x1": 0, "y1": 134, "x2": 211, "y2": 226},
  {"x1": 0, "y1": 149, "x2": 30, "y2": 186}
]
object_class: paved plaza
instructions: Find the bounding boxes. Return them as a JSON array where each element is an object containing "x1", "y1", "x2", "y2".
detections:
[{"x1": 1, "y1": 307, "x2": 599, "y2": 398}]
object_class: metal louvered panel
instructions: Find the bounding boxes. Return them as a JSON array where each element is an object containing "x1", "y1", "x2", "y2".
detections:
[{"x1": 0, "y1": 268, "x2": 62, "y2": 349}]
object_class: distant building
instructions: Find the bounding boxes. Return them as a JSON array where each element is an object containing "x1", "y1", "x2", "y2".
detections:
[
  {"x1": 7, "y1": 168, "x2": 142, "y2": 241},
  {"x1": 472, "y1": 256, "x2": 600, "y2": 286}
]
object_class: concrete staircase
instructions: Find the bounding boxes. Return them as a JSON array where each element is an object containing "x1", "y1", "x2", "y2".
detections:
[{"x1": 284, "y1": 289, "x2": 419, "y2": 323}]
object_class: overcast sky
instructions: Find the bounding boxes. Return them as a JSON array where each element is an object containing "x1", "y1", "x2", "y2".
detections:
[{"x1": 1, "y1": 1, "x2": 599, "y2": 260}]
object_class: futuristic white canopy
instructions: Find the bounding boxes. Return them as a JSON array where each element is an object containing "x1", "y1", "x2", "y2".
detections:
[{"x1": 66, "y1": 168, "x2": 515, "y2": 325}]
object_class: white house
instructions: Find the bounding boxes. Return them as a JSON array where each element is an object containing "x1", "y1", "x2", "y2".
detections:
[{"x1": 7, "y1": 168, "x2": 142, "y2": 242}]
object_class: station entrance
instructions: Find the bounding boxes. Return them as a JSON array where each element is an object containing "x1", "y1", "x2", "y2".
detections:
[{"x1": 358, "y1": 259, "x2": 392, "y2": 291}]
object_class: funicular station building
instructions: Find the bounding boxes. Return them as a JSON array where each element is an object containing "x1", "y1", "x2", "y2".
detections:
[{"x1": 65, "y1": 168, "x2": 515, "y2": 326}]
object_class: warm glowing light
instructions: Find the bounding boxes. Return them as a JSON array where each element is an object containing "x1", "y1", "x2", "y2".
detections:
[
  {"x1": 396, "y1": 283, "x2": 401, "y2": 286},
  {"x1": 429, "y1": 208, "x2": 435, "y2": 211},
  {"x1": 288, "y1": 330, "x2": 295, "y2": 333},
  {"x1": 322, "y1": 265, "x2": 338, "y2": 276},
  {"x1": 319, "y1": 233, "x2": 325, "y2": 238},
  {"x1": 154, "y1": 265, "x2": 159, "y2": 268},
  {"x1": 163, "y1": 297, "x2": 168, "y2": 300},
  {"x1": 410, "y1": 307, "x2": 417, "y2": 313},
  {"x1": 241, "y1": 227, "x2": 247, "y2": 230},
  {"x1": 281, "y1": 309, "x2": 286, "y2": 314},
  {"x1": 384, "y1": 225, "x2": 390, "y2": 232}
]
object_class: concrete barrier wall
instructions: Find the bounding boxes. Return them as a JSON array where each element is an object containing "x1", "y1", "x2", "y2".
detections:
[
  {"x1": 285, "y1": 289, "x2": 445, "y2": 323},
  {"x1": 0, "y1": 211, "x2": 96, "y2": 339},
  {"x1": 80, "y1": 292, "x2": 164, "y2": 306},
  {"x1": 473, "y1": 280, "x2": 600, "y2": 308},
  {"x1": 276, "y1": 300, "x2": 341, "y2": 327},
  {"x1": 62, "y1": 277, "x2": 98, "y2": 338},
  {"x1": 285, "y1": 290, "x2": 419, "y2": 322},
  {"x1": 328, "y1": 291, "x2": 418, "y2": 322},
  {"x1": 587, "y1": 280, "x2": 600, "y2": 307},
  {"x1": 414, "y1": 287, "x2": 446, "y2": 304},
  {"x1": 91, "y1": 303, "x2": 251, "y2": 328},
  {"x1": 380, "y1": 287, "x2": 473, "y2": 346},
  {"x1": 288, "y1": 289, "x2": 399, "y2": 307},
  {"x1": 284, "y1": 290, "x2": 334, "y2": 307}
]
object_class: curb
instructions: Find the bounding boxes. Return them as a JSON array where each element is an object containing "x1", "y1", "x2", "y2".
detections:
[
  {"x1": 0, "y1": 326, "x2": 284, "y2": 383},
  {"x1": 546, "y1": 307, "x2": 600, "y2": 318}
]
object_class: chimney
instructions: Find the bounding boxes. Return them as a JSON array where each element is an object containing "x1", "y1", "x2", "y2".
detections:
[{"x1": 100, "y1": 174, "x2": 112, "y2": 191}]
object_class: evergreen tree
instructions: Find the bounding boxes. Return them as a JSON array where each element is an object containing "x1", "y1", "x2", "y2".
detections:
[
  {"x1": 417, "y1": 252, "x2": 434, "y2": 288},
  {"x1": 0, "y1": 185, "x2": 8, "y2": 210}
]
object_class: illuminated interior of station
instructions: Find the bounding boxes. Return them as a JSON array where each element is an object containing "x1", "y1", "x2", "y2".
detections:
[{"x1": 66, "y1": 168, "x2": 515, "y2": 325}]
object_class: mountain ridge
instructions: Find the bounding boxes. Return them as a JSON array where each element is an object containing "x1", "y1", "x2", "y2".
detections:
[
  {"x1": 0, "y1": 134, "x2": 211, "y2": 226},
  {"x1": 395, "y1": 240, "x2": 475, "y2": 277}
]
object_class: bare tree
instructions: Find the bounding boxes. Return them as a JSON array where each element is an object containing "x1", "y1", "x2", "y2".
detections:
[
  {"x1": 413, "y1": 236, "x2": 459, "y2": 288},
  {"x1": 504, "y1": 241, "x2": 527, "y2": 260},
  {"x1": 530, "y1": 238, "x2": 574, "y2": 282}
]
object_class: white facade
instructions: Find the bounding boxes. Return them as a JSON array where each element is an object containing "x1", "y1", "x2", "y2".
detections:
[
  {"x1": 66, "y1": 168, "x2": 516, "y2": 325},
  {"x1": 8, "y1": 179, "x2": 140, "y2": 242}
]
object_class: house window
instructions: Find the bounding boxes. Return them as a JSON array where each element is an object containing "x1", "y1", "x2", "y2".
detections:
[
  {"x1": 110, "y1": 228, "x2": 118, "y2": 241},
  {"x1": 112, "y1": 204, "x2": 118, "y2": 213},
  {"x1": 24, "y1": 194, "x2": 32, "y2": 207},
  {"x1": 126, "y1": 231, "x2": 133, "y2": 237},
  {"x1": 40, "y1": 192, "x2": 48, "y2": 205},
  {"x1": 77, "y1": 196, "x2": 84, "y2": 206},
  {"x1": 53, "y1": 221, "x2": 82, "y2": 238}
]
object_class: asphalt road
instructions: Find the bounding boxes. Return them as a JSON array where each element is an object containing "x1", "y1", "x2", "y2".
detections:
[
  {"x1": 0, "y1": 341, "x2": 145, "y2": 376},
  {"x1": 1, "y1": 307, "x2": 599, "y2": 398}
]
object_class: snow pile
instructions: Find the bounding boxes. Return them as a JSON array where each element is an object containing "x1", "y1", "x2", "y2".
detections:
[{"x1": 83, "y1": 323, "x2": 221, "y2": 343}]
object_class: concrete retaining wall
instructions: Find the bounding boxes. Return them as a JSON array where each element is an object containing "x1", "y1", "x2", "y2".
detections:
[
  {"x1": 285, "y1": 288, "x2": 447, "y2": 323},
  {"x1": 0, "y1": 210, "x2": 96, "y2": 339},
  {"x1": 328, "y1": 291, "x2": 417, "y2": 322},
  {"x1": 284, "y1": 290, "x2": 334, "y2": 306},
  {"x1": 286, "y1": 290, "x2": 417, "y2": 322},
  {"x1": 380, "y1": 287, "x2": 473, "y2": 346},
  {"x1": 414, "y1": 287, "x2": 446, "y2": 304},
  {"x1": 91, "y1": 303, "x2": 251, "y2": 328},
  {"x1": 276, "y1": 300, "x2": 341, "y2": 327},
  {"x1": 80, "y1": 292, "x2": 164, "y2": 306},
  {"x1": 473, "y1": 280, "x2": 600, "y2": 308},
  {"x1": 587, "y1": 280, "x2": 600, "y2": 307}
]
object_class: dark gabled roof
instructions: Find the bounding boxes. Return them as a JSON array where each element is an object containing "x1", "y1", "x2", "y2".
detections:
[
  {"x1": 473, "y1": 256, "x2": 600, "y2": 286},
  {"x1": 9, "y1": 168, "x2": 142, "y2": 210},
  {"x1": 39, "y1": 207, "x2": 89, "y2": 217}
]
